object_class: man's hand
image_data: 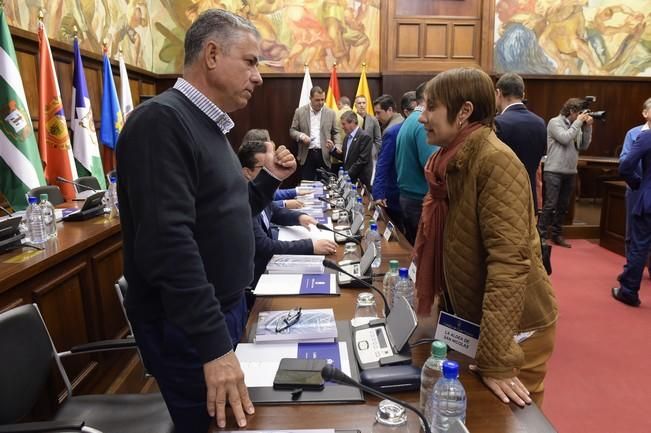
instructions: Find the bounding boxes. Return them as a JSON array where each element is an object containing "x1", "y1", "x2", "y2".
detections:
[
  {"x1": 203, "y1": 351, "x2": 254, "y2": 428},
  {"x1": 577, "y1": 112, "x2": 591, "y2": 123},
  {"x1": 300, "y1": 133, "x2": 311, "y2": 144},
  {"x1": 584, "y1": 115, "x2": 594, "y2": 126},
  {"x1": 375, "y1": 198, "x2": 387, "y2": 207},
  {"x1": 298, "y1": 214, "x2": 317, "y2": 228},
  {"x1": 312, "y1": 238, "x2": 338, "y2": 255},
  {"x1": 285, "y1": 199, "x2": 304, "y2": 209},
  {"x1": 325, "y1": 139, "x2": 335, "y2": 151},
  {"x1": 264, "y1": 141, "x2": 297, "y2": 180}
]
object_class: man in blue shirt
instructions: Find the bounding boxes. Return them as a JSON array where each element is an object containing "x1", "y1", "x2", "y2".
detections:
[
  {"x1": 395, "y1": 82, "x2": 439, "y2": 244},
  {"x1": 614, "y1": 129, "x2": 651, "y2": 307},
  {"x1": 619, "y1": 97, "x2": 651, "y2": 277}
]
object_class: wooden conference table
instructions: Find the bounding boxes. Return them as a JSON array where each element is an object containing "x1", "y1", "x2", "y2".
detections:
[{"x1": 220, "y1": 209, "x2": 557, "y2": 433}]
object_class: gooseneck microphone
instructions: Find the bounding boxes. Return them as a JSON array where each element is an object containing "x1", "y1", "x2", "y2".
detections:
[
  {"x1": 56, "y1": 176, "x2": 97, "y2": 192},
  {"x1": 317, "y1": 196, "x2": 346, "y2": 211},
  {"x1": 316, "y1": 223, "x2": 361, "y2": 245},
  {"x1": 321, "y1": 365, "x2": 432, "y2": 433},
  {"x1": 323, "y1": 258, "x2": 390, "y2": 317}
]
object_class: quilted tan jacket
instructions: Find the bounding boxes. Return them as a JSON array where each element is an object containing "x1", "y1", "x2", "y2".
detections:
[{"x1": 442, "y1": 126, "x2": 558, "y2": 378}]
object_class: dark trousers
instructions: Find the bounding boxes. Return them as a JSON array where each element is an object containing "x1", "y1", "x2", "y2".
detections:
[
  {"x1": 399, "y1": 195, "x2": 423, "y2": 245},
  {"x1": 131, "y1": 296, "x2": 248, "y2": 433},
  {"x1": 624, "y1": 188, "x2": 651, "y2": 272},
  {"x1": 619, "y1": 213, "x2": 651, "y2": 299},
  {"x1": 301, "y1": 148, "x2": 328, "y2": 181},
  {"x1": 538, "y1": 172, "x2": 575, "y2": 239}
]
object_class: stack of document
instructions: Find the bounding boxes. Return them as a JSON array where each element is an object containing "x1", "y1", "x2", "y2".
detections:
[
  {"x1": 254, "y1": 273, "x2": 338, "y2": 296},
  {"x1": 266, "y1": 254, "x2": 325, "y2": 274},
  {"x1": 255, "y1": 308, "x2": 337, "y2": 343}
]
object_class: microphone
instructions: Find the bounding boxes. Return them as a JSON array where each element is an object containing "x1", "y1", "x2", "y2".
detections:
[
  {"x1": 323, "y1": 258, "x2": 389, "y2": 317},
  {"x1": 56, "y1": 176, "x2": 97, "y2": 192},
  {"x1": 317, "y1": 196, "x2": 347, "y2": 211},
  {"x1": 0, "y1": 205, "x2": 12, "y2": 217},
  {"x1": 321, "y1": 365, "x2": 431, "y2": 433},
  {"x1": 316, "y1": 223, "x2": 361, "y2": 244}
]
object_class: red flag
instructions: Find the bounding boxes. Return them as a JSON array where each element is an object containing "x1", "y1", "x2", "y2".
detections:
[
  {"x1": 325, "y1": 63, "x2": 340, "y2": 111},
  {"x1": 38, "y1": 21, "x2": 78, "y2": 199}
]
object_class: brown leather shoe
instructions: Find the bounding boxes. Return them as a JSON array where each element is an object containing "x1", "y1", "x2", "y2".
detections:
[{"x1": 552, "y1": 236, "x2": 571, "y2": 248}]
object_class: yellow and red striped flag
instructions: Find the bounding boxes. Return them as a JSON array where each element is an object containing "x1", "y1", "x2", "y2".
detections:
[{"x1": 325, "y1": 63, "x2": 340, "y2": 111}]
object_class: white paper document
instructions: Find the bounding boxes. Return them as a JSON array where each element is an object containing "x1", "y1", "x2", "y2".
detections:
[
  {"x1": 254, "y1": 274, "x2": 338, "y2": 296},
  {"x1": 278, "y1": 225, "x2": 335, "y2": 242},
  {"x1": 236, "y1": 342, "x2": 351, "y2": 388}
]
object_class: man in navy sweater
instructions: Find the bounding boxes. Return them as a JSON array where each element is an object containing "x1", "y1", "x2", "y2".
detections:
[
  {"x1": 116, "y1": 10, "x2": 296, "y2": 433},
  {"x1": 239, "y1": 141, "x2": 337, "y2": 285}
]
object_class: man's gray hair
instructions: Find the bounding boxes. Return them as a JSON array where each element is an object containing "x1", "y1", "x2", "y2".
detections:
[
  {"x1": 184, "y1": 9, "x2": 260, "y2": 66},
  {"x1": 643, "y1": 97, "x2": 651, "y2": 111},
  {"x1": 341, "y1": 110, "x2": 358, "y2": 124}
]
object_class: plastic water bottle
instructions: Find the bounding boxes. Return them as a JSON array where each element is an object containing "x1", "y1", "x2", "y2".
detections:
[
  {"x1": 26, "y1": 196, "x2": 46, "y2": 244},
  {"x1": 342, "y1": 242, "x2": 361, "y2": 263},
  {"x1": 338, "y1": 167, "x2": 344, "y2": 180},
  {"x1": 420, "y1": 341, "x2": 448, "y2": 417},
  {"x1": 108, "y1": 175, "x2": 119, "y2": 217},
  {"x1": 430, "y1": 361, "x2": 467, "y2": 432},
  {"x1": 366, "y1": 223, "x2": 382, "y2": 270},
  {"x1": 39, "y1": 193, "x2": 57, "y2": 238},
  {"x1": 354, "y1": 197, "x2": 366, "y2": 232},
  {"x1": 392, "y1": 268, "x2": 414, "y2": 308},
  {"x1": 383, "y1": 260, "x2": 400, "y2": 308}
]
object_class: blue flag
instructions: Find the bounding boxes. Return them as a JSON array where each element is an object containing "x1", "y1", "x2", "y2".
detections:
[
  {"x1": 72, "y1": 39, "x2": 106, "y2": 188},
  {"x1": 99, "y1": 52, "x2": 123, "y2": 149}
]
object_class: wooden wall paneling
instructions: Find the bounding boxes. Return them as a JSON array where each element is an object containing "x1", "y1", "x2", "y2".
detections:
[
  {"x1": 29, "y1": 259, "x2": 98, "y2": 401},
  {"x1": 54, "y1": 59, "x2": 73, "y2": 120},
  {"x1": 129, "y1": 78, "x2": 140, "y2": 105},
  {"x1": 396, "y1": 23, "x2": 420, "y2": 58},
  {"x1": 15, "y1": 49, "x2": 39, "y2": 118},
  {"x1": 84, "y1": 65, "x2": 102, "y2": 118},
  {"x1": 424, "y1": 24, "x2": 448, "y2": 58},
  {"x1": 451, "y1": 23, "x2": 478, "y2": 59},
  {"x1": 90, "y1": 239, "x2": 126, "y2": 340},
  {"x1": 395, "y1": 0, "x2": 481, "y2": 17},
  {"x1": 141, "y1": 81, "x2": 156, "y2": 97}
]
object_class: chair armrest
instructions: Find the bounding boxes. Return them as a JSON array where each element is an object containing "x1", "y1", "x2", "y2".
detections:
[
  {"x1": 68, "y1": 337, "x2": 136, "y2": 354},
  {"x1": 0, "y1": 420, "x2": 85, "y2": 433}
]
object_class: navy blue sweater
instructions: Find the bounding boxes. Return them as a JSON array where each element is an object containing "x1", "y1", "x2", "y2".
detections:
[{"x1": 117, "y1": 89, "x2": 279, "y2": 363}]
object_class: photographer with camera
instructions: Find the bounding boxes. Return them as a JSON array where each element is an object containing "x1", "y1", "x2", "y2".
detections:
[{"x1": 538, "y1": 98, "x2": 593, "y2": 248}]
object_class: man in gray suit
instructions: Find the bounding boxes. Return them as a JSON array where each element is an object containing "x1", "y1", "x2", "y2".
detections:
[
  {"x1": 355, "y1": 95, "x2": 382, "y2": 155},
  {"x1": 290, "y1": 86, "x2": 339, "y2": 181}
]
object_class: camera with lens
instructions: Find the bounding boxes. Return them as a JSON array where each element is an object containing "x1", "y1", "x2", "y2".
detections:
[{"x1": 579, "y1": 96, "x2": 606, "y2": 121}]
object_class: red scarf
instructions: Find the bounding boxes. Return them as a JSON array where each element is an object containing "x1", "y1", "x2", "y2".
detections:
[{"x1": 414, "y1": 123, "x2": 484, "y2": 315}]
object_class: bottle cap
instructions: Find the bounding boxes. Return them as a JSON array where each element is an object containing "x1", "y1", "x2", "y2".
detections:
[
  {"x1": 110, "y1": 175, "x2": 117, "y2": 183},
  {"x1": 39, "y1": 194, "x2": 49, "y2": 202},
  {"x1": 375, "y1": 400, "x2": 407, "y2": 426},
  {"x1": 399, "y1": 267, "x2": 409, "y2": 278},
  {"x1": 370, "y1": 223, "x2": 378, "y2": 231},
  {"x1": 442, "y1": 360, "x2": 459, "y2": 379},
  {"x1": 431, "y1": 340, "x2": 447, "y2": 358},
  {"x1": 389, "y1": 260, "x2": 399, "y2": 271},
  {"x1": 357, "y1": 197, "x2": 362, "y2": 203},
  {"x1": 352, "y1": 185, "x2": 357, "y2": 190},
  {"x1": 28, "y1": 196, "x2": 38, "y2": 204}
]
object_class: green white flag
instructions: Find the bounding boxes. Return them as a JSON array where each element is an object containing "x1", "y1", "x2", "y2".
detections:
[{"x1": 0, "y1": 8, "x2": 45, "y2": 210}]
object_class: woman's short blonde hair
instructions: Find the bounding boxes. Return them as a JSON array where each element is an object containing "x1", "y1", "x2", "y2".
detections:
[{"x1": 424, "y1": 68, "x2": 496, "y2": 126}]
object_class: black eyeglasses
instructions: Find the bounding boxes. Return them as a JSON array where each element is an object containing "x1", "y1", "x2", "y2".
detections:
[{"x1": 275, "y1": 307, "x2": 302, "y2": 333}]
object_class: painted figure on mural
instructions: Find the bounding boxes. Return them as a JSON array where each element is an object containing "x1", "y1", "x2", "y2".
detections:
[{"x1": 112, "y1": 1, "x2": 149, "y2": 69}]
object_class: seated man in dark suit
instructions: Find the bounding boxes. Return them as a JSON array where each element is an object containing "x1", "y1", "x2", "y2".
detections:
[
  {"x1": 239, "y1": 141, "x2": 338, "y2": 285},
  {"x1": 329, "y1": 111, "x2": 373, "y2": 190},
  {"x1": 494, "y1": 72, "x2": 547, "y2": 210}
]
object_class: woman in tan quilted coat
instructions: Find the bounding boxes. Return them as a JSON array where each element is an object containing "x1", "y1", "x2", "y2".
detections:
[{"x1": 414, "y1": 68, "x2": 558, "y2": 407}]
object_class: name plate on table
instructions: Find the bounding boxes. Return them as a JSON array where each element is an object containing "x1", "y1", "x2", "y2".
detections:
[
  {"x1": 300, "y1": 274, "x2": 333, "y2": 295},
  {"x1": 383, "y1": 221, "x2": 395, "y2": 241},
  {"x1": 408, "y1": 260, "x2": 417, "y2": 282},
  {"x1": 434, "y1": 311, "x2": 480, "y2": 358},
  {"x1": 373, "y1": 207, "x2": 381, "y2": 222}
]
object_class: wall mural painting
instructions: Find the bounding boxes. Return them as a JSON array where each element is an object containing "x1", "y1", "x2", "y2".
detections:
[
  {"x1": 4, "y1": 0, "x2": 380, "y2": 75},
  {"x1": 494, "y1": 0, "x2": 651, "y2": 76}
]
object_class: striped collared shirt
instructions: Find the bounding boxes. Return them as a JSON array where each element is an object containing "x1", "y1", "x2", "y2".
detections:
[{"x1": 173, "y1": 78, "x2": 234, "y2": 134}]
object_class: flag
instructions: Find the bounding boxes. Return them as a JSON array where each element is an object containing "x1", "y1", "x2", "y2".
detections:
[
  {"x1": 355, "y1": 63, "x2": 374, "y2": 117},
  {"x1": 118, "y1": 51, "x2": 134, "y2": 119},
  {"x1": 298, "y1": 64, "x2": 312, "y2": 108},
  {"x1": 100, "y1": 51, "x2": 123, "y2": 150},
  {"x1": 325, "y1": 63, "x2": 340, "y2": 111},
  {"x1": 38, "y1": 20, "x2": 78, "y2": 200},
  {"x1": 71, "y1": 38, "x2": 106, "y2": 189},
  {"x1": 0, "y1": 9, "x2": 45, "y2": 210}
]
